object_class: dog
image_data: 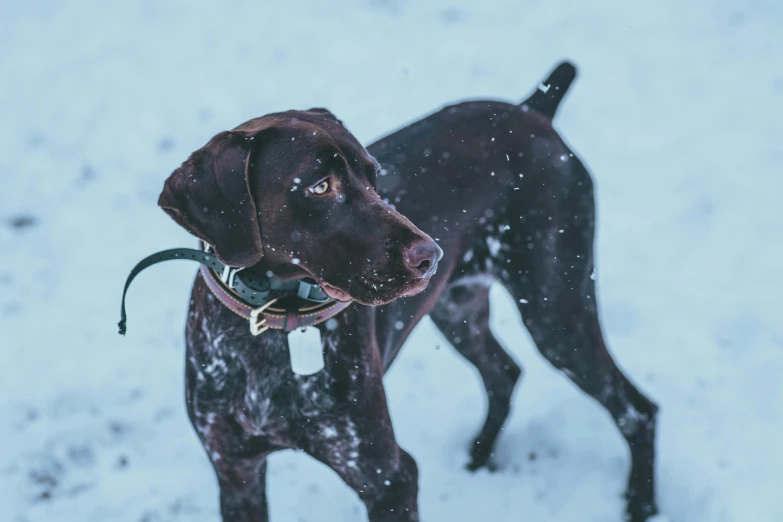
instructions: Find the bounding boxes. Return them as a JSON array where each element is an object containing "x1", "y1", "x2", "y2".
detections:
[{"x1": 148, "y1": 61, "x2": 658, "y2": 522}]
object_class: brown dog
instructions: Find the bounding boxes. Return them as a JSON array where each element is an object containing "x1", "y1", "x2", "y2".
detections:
[{"x1": 148, "y1": 61, "x2": 658, "y2": 522}]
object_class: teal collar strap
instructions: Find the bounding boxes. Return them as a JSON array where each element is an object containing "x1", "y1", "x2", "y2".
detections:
[{"x1": 118, "y1": 246, "x2": 330, "y2": 335}]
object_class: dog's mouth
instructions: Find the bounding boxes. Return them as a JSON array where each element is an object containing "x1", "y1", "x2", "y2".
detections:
[
  {"x1": 319, "y1": 267, "x2": 436, "y2": 306},
  {"x1": 374, "y1": 273, "x2": 436, "y2": 304},
  {"x1": 320, "y1": 281, "x2": 353, "y2": 302},
  {"x1": 401, "y1": 276, "x2": 431, "y2": 298}
]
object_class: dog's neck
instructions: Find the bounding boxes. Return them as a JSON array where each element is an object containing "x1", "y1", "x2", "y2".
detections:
[{"x1": 198, "y1": 263, "x2": 352, "y2": 335}]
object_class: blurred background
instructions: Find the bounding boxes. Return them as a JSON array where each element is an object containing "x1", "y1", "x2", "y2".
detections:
[{"x1": 1, "y1": 1, "x2": 781, "y2": 521}]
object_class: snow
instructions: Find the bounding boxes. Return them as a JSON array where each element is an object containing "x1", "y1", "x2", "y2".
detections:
[{"x1": 1, "y1": 0, "x2": 782, "y2": 521}]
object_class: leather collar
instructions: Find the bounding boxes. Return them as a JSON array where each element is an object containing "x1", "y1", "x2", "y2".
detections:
[
  {"x1": 199, "y1": 264, "x2": 352, "y2": 334},
  {"x1": 117, "y1": 245, "x2": 352, "y2": 336}
]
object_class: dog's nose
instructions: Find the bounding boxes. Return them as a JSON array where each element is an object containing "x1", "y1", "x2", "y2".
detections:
[{"x1": 403, "y1": 239, "x2": 443, "y2": 279}]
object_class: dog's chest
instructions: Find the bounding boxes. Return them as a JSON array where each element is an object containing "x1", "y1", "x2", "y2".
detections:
[{"x1": 240, "y1": 329, "x2": 363, "y2": 425}]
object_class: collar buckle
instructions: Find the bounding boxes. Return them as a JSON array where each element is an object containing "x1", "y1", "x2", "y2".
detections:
[{"x1": 249, "y1": 299, "x2": 278, "y2": 336}]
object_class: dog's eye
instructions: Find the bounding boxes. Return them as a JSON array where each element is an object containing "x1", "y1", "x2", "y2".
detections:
[{"x1": 310, "y1": 180, "x2": 330, "y2": 196}]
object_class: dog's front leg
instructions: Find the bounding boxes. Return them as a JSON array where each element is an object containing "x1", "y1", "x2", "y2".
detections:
[
  {"x1": 293, "y1": 316, "x2": 419, "y2": 521},
  {"x1": 303, "y1": 426, "x2": 419, "y2": 522},
  {"x1": 185, "y1": 363, "x2": 273, "y2": 522}
]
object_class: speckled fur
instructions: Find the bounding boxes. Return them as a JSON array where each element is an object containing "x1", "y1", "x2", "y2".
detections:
[
  {"x1": 178, "y1": 64, "x2": 658, "y2": 522},
  {"x1": 186, "y1": 278, "x2": 418, "y2": 522}
]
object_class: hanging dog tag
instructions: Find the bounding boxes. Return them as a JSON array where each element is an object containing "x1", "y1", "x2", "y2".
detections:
[{"x1": 287, "y1": 326, "x2": 324, "y2": 376}]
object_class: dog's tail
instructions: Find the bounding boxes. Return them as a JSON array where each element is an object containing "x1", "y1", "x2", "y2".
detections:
[{"x1": 521, "y1": 60, "x2": 577, "y2": 119}]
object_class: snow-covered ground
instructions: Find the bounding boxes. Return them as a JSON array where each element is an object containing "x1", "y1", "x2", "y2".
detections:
[{"x1": 1, "y1": 1, "x2": 781, "y2": 521}]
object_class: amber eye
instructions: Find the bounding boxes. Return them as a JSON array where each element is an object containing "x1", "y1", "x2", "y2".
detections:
[{"x1": 310, "y1": 179, "x2": 330, "y2": 196}]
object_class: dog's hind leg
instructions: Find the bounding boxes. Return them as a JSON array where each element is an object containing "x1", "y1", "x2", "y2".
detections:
[
  {"x1": 430, "y1": 277, "x2": 522, "y2": 472},
  {"x1": 509, "y1": 272, "x2": 658, "y2": 521},
  {"x1": 502, "y1": 163, "x2": 659, "y2": 521}
]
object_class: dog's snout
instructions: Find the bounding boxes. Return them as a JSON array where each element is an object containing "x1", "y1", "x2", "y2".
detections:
[{"x1": 403, "y1": 239, "x2": 443, "y2": 279}]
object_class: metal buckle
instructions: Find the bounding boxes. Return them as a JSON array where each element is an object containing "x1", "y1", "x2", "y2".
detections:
[{"x1": 249, "y1": 299, "x2": 278, "y2": 336}]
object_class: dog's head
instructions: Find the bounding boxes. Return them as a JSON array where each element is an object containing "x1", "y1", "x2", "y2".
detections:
[{"x1": 159, "y1": 108, "x2": 442, "y2": 306}]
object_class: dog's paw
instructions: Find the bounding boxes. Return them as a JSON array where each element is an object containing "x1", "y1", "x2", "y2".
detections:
[
  {"x1": 465, "y1": 456, "x2": 498, "y2": 473},
  {"x1": 639, "y1": 515, "x2": 669, "y2": 522},
  {"x1": 623, "y1": 481, "x2": 659, "y2": 522},
  {"x1": 624, "y1": 499, "x2": 660, "y2": 522},
  {"x1": 465, "y1": 441, "x2": 499, "y2": 473}
]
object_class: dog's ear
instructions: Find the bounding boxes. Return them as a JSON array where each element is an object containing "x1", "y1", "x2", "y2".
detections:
[
  {"x1": 307, "y1": 107, "x2": 343, "y2": 126},
  {"x1": 158, "y1": 131, "x2": 263, "y2": 267}
]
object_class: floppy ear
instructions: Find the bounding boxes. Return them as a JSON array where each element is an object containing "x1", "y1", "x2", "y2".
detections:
[
  {"x1": 307, "y1": 107, "x2": 343, "y2": 126},
  {"x1": 158, "y1": 131, "x2": 263, "y2": 267}
]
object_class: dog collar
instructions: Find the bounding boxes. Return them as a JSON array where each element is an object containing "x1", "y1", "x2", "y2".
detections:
[
  {"x1": 198, "y1": 264, "x2": 352, "y2": 334},
  {"x1": 118, "y1": 245, "x2": 349, "y2": 336}
]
